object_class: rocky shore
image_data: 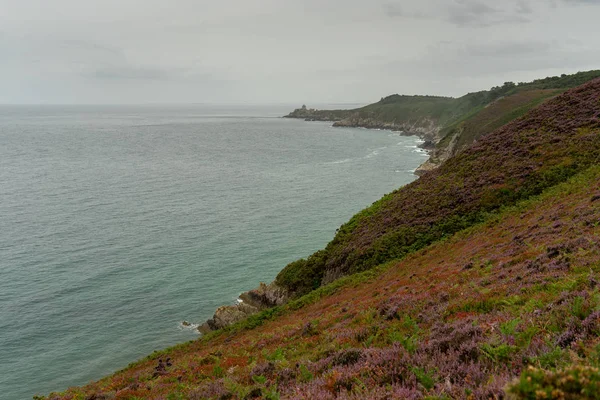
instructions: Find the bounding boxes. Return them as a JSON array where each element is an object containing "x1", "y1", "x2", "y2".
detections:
[
  {"x1": 284, "y1": 105, "x2": 442, "y2": 141},
  {"x1": 198, "y1": 282, "x2": 289, "y2": 334},
  {"x1": 284, "y1": 105, "x2": 445, "y2": 175},
  {"x1": 332, "y1": 116, "x2": 441, "y2": 141}
]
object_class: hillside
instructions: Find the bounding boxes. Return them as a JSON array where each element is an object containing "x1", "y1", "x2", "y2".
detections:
[
  {"x1": 275, "y1": 78, "x2": 600, "y2": 298},
  {"x1": 41, "y1": 78, "x2": 600, "y2": 399},
  {"x1": 416, "y1": 89, "x2": 563, "y2": 174},
  {"x1": 44, "y1": 156, "x2": 600, "y2": 399},
  {"x1": 330, "y1": 95, "x2": 456, "y2": 140},
  {"x1": 416, "y1": 70, "x2": 600, "y2": 172}
]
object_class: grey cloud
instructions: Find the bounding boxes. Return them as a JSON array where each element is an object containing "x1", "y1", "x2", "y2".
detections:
[
  {"x1": 59, "y1": 40, "x2": 124, "y2": 59},
  {"x1": 461, "y1": 41, "x2": 553, "y2": 57},
  {"x1": 0, "y1": 34, "x2": 125, "y2": 69},
  {"x1": 515, "y1": 0, "x2": 533, "y2": 13},
  {"x1": 394, "y1": 39, "x2": 600, "y2": 82},
  {"x1": 0, "y1": 0, "x2": 598, "y2": 104},
  {"x1": 450, "y1": 0, "x2": 498, "y2": 16},
  {"x1": 384, "y1": 0, "x2": 531, "y2": 26},
  {"x1": 562, "y1": 0, "x2": 600, "y2": 4},
  {"x1": 86, "y1": 67, "x2": 171, "y2": 81},
  {"x1": 381, "y1": 3, "x2": 430, "y2": 20},
  {"x1": 83, "y1": 65, "x2": 223, "y2": 84},
  {"x1": 445, "y1": 0, "x2": 531, "y2": 26},
  {"x1": 382, "y1": 3, "x2": 404, "y2": 17}
]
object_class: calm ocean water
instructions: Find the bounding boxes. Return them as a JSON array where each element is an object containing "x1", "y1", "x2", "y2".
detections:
[{"x1": 0, "y1": 105, "x2": 427, "y2": 399}]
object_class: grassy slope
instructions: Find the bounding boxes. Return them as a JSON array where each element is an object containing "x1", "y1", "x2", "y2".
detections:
[
  {"x1": 284, "y1": 72, "x2": 600, "y2": 136},
  {"x1": 432, "y1": 70, "x2": 600, "y2": 152},
  {"x1": 437, "y1": 89, "x2": 562, "y2": 152},
  {"x1": 275, "y1": 78, "x2": 600, "y2": 297},
  {"x1": 332, "y1": 70, "x2": 600, "y2": 130},
  {"x1": 47, "y1": 165, "x2": 600, "y2": 399},
  {"x1": 349, "y1": 95, "x2": 456, "y2": 125}
]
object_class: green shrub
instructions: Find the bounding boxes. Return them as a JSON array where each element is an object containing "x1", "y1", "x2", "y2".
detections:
[
  {"x1": 265, "y1": 348, "x2": 285, "y2": 362},
  {"x1": 411, "y1": 367, "x2": 437, "y2": 390},
  {"x1": 480, "y1": 342, "x2": 517, "y2": 363},
  {"x1": 298, "y1": 364, "x2": 313, "y2": 383},
  {"x1": 275, "y1": 251, "x2": 327, "y2": 296},
  {"x1": 508, "y1": 365, "x2": 600, "y2": 399}
]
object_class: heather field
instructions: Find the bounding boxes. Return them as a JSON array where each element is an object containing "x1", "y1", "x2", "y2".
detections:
[
  {"x1": 42, "y1": 79, "x2": 600, "y2": 399},
  {"x1": 44, "y1": 162, "x2": 600, "y2": 399}
]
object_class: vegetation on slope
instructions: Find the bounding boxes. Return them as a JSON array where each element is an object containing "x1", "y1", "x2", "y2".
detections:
[
  {"x1": 521, "y1": 70, "x2": 600, "y2": 90},
  {"x1": 44, "y1": 165, "x2": 600, "y2": 399},
  {"x1": 285, "y1": 71, "x2": 600, "y2": 140},
  {"x1": 334, "y1": 95, "x2": 455, "y2": 131},
  {"x1": 447, "y1": 69, "x2": 600, "y2": 126},
  {"x1": 416, "y1": 71, "x2": 600, "y2": 174},
  {"x1": 417, "y1": 88, "x2": 564, "y2": 175},
  {"x1": 276, "y1": 78, "x2": 600, "y2": 298},
  {"x1": 436, "y1": 89, "x2": 561, "y2": 151}
]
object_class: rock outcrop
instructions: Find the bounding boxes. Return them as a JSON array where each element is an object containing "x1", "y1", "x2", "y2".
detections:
[
  {"x1": 414, "y1": 126, "x2": 463, "y2": 175},
  {"x1": 285, "y1": 106, "x2": 444, "y2": 142},
  {"x1": 238, "y1": 282, "x2": 289, "y2": 309},
  {"x1": 198, "y1": 282, "x2": 289, "y2": 333},
  {"x1": 198, "y1": 303, "x2": 259, "y2": 333}
]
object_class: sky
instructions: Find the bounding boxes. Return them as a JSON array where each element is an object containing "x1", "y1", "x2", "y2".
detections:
[{"x1": 0, "y1": 0, "x2": 599, "y2": 105}]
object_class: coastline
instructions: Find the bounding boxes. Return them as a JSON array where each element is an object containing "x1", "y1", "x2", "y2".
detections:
[
  {"x1": 197, "y1": 118, "x2": 435, "y2": 334},
  {"x1": 40, "y1": 73, "x2": 600, "y2": 400}
]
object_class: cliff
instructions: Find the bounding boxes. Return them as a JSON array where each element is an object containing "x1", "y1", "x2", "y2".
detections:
[
  {"x1": 274, "y1": 78, "x2": 600, "y2": 296},
  {"x1": 331, "y1": 113, "x2": 441, "y2": 140},
  {"x1": 43, "y1": 76, "x2": 600, "y2": 400}
]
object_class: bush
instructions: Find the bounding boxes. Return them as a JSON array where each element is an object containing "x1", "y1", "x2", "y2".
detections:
[{"x1": 508, "y1": 365, "x2": 600, "y2": 399}]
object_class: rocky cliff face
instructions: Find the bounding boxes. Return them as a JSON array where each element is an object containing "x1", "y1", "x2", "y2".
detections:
[
  {"x1": 331, "y1": 113, "x2": 446, "y2": 175},
  {"x1": 332, "y1": 115, "x2": 442, "y2": 141},
  {"x1": 285, "y1": 106, "x2": 446, "y2": 174},
  {"x1": 286, "y1": 106, "x2": 444, "y2": 142},
  {"x1": 414, "y1": 126, "x2": 463, "y2": 175}
]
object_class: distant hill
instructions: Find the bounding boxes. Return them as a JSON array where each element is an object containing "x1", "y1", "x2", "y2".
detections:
[
  {"x1": 286, "y1": 70, "x2": 600, "y2": 174},
  {"x1": 417, "y1": 88, "x2": 562, "y2": 174},
  {"x1": 283, "y1": 104, "x2": 353, "y2": 122}
]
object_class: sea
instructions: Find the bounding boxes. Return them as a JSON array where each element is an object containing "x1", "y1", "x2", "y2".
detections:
[{"x1": 0, "y1": 105, "x2": 428, "y2": 399}]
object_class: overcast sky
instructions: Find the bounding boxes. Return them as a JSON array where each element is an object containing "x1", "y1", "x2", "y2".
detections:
[{"x1": 0, "y1": 0, "x2": 599, "y2": 104}]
